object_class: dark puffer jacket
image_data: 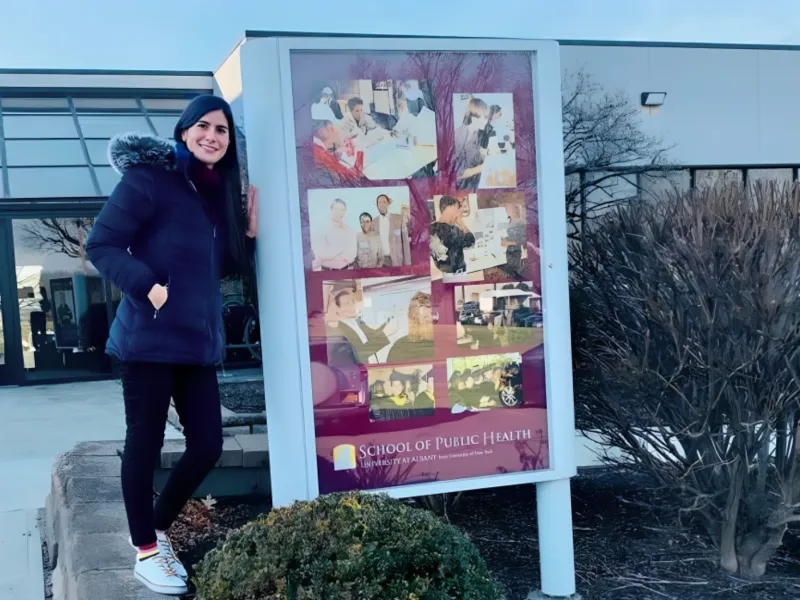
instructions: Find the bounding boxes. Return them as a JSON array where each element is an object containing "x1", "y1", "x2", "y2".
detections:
[{"x1": 86, "y1": 133, "x2": 236, "y2": 365}]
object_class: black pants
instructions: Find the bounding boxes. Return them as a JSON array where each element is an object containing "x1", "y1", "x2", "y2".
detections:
[{"x1": 119, "y1": 362, "x2": 223, "y2": 547}]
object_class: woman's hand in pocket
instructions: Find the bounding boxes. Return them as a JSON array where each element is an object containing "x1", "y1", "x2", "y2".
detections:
[{"x1": 148, "y1": 284, "x2": 169, "y2": 310}]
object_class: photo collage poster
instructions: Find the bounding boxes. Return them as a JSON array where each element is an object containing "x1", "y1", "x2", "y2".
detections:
[{"x1": 290, "y1": 50, "x2": 547, "y2": 494}]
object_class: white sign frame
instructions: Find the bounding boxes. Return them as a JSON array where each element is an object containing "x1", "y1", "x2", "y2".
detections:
[{"x1": 241, "y1": 36, "x2": 574, "y2": 508}]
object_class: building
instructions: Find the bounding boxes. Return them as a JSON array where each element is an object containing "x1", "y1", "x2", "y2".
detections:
[{"x1": 1, "y1": 34, "x2": 798, "y2": 386}]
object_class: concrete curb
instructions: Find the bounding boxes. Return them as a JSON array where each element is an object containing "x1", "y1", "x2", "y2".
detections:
[{"x1": 44, "y1": 437, "x2": 271, "y2": 600}]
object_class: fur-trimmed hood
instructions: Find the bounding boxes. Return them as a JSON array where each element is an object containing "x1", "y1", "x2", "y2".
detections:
[{"x1": 108, "y1": 132, "x2": 187, "y2": 176}]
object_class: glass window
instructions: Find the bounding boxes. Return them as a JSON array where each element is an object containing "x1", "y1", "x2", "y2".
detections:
[
  {"x1": 1, "y1": 98, "x2": 69, "y2": 111},
  {"x1": 149, "y1": 115, "x2": 180, "y2": 137},
  {"x1": 2, "y1": 115, "x2": 79, "y2": 139},
  {"x1": 85, "y1": 139, "x2": 111, "y2": 165},
  {"x1": 94, "y1": 167, "x2": 122, "y2": 195},
  {"x1": 748, "y1": 168, "x2": 793, "y2": 185},
  {"x1": 8, "y1": 167, "x2": 97, "y2": 198},
  {"x1": 5, "y1": 140, "x2": 87, "y2": 166},
  {"x1": 12, "y1": 218, "x2": 116, "y2": 380},
  {"x1": 639, "y1": 170, "x2": 691, "y2": 200},
  {"x1": 72, "y1": 98, "x2": 140, "y2": 111},
  {"x1": 77, "y1": 115, "x2": 151, "y2": 138},
  {"x1": 694, "y1": 169, "x2": 743, "y2": 188},
  {"x1": 142, "y1": 98, "x2": 192, "y2": 111},
  {"x1": 584, "y1": 172, "x2": 638, "y2": 217}
]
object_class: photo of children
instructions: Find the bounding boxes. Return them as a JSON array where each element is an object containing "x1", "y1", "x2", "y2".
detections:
[
  {"x1": 447, "y1": 352, "x2": 524, "y2": 412},
  {"x1": 311, "y1": 80, "x2": 438, "y2": 181},
  {"x1": 429, "y1": 192, "x2": 528, "y2": 282},
  {"x1": 455, "y1": 282, "x2": 543, "y2": 351},
  {"x1": 453, "y1": 93, "x2": 516, "y2": 190},
  {"x1": 368, "y1": 365, "x2": 435, "y2": 421},
  {"x1": 323, "y1": 276, "x2": 434, "y2": 367},
  {"x1": 309, "y1": 187, "x2": 412, "y2": 271}
]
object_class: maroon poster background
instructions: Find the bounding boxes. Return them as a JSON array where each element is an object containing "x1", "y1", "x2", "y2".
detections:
[{"x1": 289, "y1": 50, "x2": 549, "y2": 494}]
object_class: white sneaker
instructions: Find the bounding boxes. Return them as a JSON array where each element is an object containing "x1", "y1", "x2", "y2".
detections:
[
  {"x1": 129, "y1": 535, "x2": 188, "y2": 580},
  {"x1": 134, "y1": 552, "x2": 189, "y2": 596},
  {"x1": 156, "y1": 533, "x2": 188, "y2": 581}
]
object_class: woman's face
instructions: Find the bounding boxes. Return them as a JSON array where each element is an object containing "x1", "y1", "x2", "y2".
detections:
[
  {"x1": 466, "y1": 376, "x2": 475, "y2": 388},
  {"x1": 418, "y1": 305, "x2": 432, "y2": 323},
  {"x1": 391, "y1": 380, "x2": 405, "y2": 396},
  {"x1": 181, "y1": 110, "x2": 230, "y2": 167},
  {"x1": 470, "y1": 114, "x2": 488, "y2": 131},
  {"x1": 460, "y1": 200, "x2": 471, "y2": 217}
]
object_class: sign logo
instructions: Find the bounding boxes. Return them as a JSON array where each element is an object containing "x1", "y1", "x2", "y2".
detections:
[{"x1": 333, "y1": 444, "x2": 357, "y2": 471}]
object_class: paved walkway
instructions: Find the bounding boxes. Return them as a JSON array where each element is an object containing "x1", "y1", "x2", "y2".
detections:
[
  {"x1": 0, "y1": 380, "x2": 181, "y2": 600},
  {"x1": 0, "y1": 510, "x2": 42, "y2": 600}
]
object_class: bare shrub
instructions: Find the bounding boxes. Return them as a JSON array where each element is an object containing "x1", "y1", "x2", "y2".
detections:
[{"x1": 571, "y1": 181, "x2": 800, "y2": 578}]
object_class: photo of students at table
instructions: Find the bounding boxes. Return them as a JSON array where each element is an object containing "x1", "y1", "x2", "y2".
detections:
[
  {"x1": 310, "y1": 79, "x2": 438, "y2": 181},
  {"x1": 369, "y1": 366, "x2": 436, "y2": 421}
]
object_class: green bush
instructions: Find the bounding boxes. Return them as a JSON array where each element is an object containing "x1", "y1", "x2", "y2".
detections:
[{"x1": 194, "y1": 492, "x2": 505, "y2": 600}]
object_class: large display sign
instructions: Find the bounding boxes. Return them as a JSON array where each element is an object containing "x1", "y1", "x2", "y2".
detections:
[{"x1": 246, "y1": 37, "x2": 574, "y2": 503}]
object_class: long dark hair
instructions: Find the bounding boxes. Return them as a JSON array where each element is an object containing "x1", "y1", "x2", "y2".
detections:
[{"x1": 173, "y1": 95, "x2": 251, "y2": 276}]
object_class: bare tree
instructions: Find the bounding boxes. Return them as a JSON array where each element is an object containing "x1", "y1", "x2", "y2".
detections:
[
  {"x1": 20, "y1": 218, "x2": 94, "y2": 260},
  {"x1": 571, "y1": 181, "x2": 800, "y2": 578},
  {"x1": 563, "y1": 70, "x2": 673, "y2": 240}
]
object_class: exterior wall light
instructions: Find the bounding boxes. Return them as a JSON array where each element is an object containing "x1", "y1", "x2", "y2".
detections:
[{"x1": 641, "y1": 92, "x2": 667, "y2": 106}]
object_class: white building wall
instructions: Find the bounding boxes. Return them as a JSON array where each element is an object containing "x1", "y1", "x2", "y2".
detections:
[{"x1": 560, "y1": 44, "x2": 800, "y2": 168}]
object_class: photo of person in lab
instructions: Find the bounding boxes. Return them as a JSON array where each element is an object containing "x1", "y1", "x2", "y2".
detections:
[
  {"x1": 430, "y1": 192, "x2": 530, "y2": 282},
  {"x1": 309, "y1": 186, "x2": 412, "y2": 272},
  {"x1": 429, "y1": 195, "x2": 476, "y2": 276},
  {"x1": 454, "y1": 93, "x2": 516, "y2": 190},
  {"x1": 455, "y1": 282, "x2": 542, "y2": 351},
  {"x1": 310, "y1": 79, "x2": 438, "y2": 181},
  {"x1": 368, "y1": 366, "x2": 435, "y2": 421},
  {"x1": 322, "y1": 276, "x2": 434, "y2": 367}
]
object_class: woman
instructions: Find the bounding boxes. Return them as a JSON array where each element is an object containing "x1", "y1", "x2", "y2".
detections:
[
  {"x1": 386, "y1": 292, "x2": 435, "y2": 363},
  {"x1": 455, "y1": 97, "x2": 490, "y2": 190},
  {"x1": 479, "y1": 104, "x2": 502, "y2": 150},
  {"x1": 86, "y1": 95, "x2": 257, "y2": 597},
  {"x1": 430, "y1": 195, "x2": 476, "y2": 274}
]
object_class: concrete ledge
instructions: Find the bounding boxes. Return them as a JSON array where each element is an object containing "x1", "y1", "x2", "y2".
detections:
[
  {"x1": 160, "y1": 436, "x2": 244, "y2": 469},
  {"x1": 44, "y1": 439, "x2": 271, "y2": 600}
]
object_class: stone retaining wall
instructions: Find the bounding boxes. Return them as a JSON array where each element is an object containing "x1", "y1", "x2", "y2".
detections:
[{"x1": 44, "y1": 436, "x2": 270, "y2": 600}]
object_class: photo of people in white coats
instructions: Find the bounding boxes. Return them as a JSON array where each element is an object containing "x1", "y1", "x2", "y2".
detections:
[{"x1": 310, "y1": 80, "x2": 438, "y2": 180}]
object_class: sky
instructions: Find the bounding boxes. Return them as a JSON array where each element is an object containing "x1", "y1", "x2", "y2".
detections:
[{"x1": 1, "y1": 0, "x2": 800, "y2": 71}]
